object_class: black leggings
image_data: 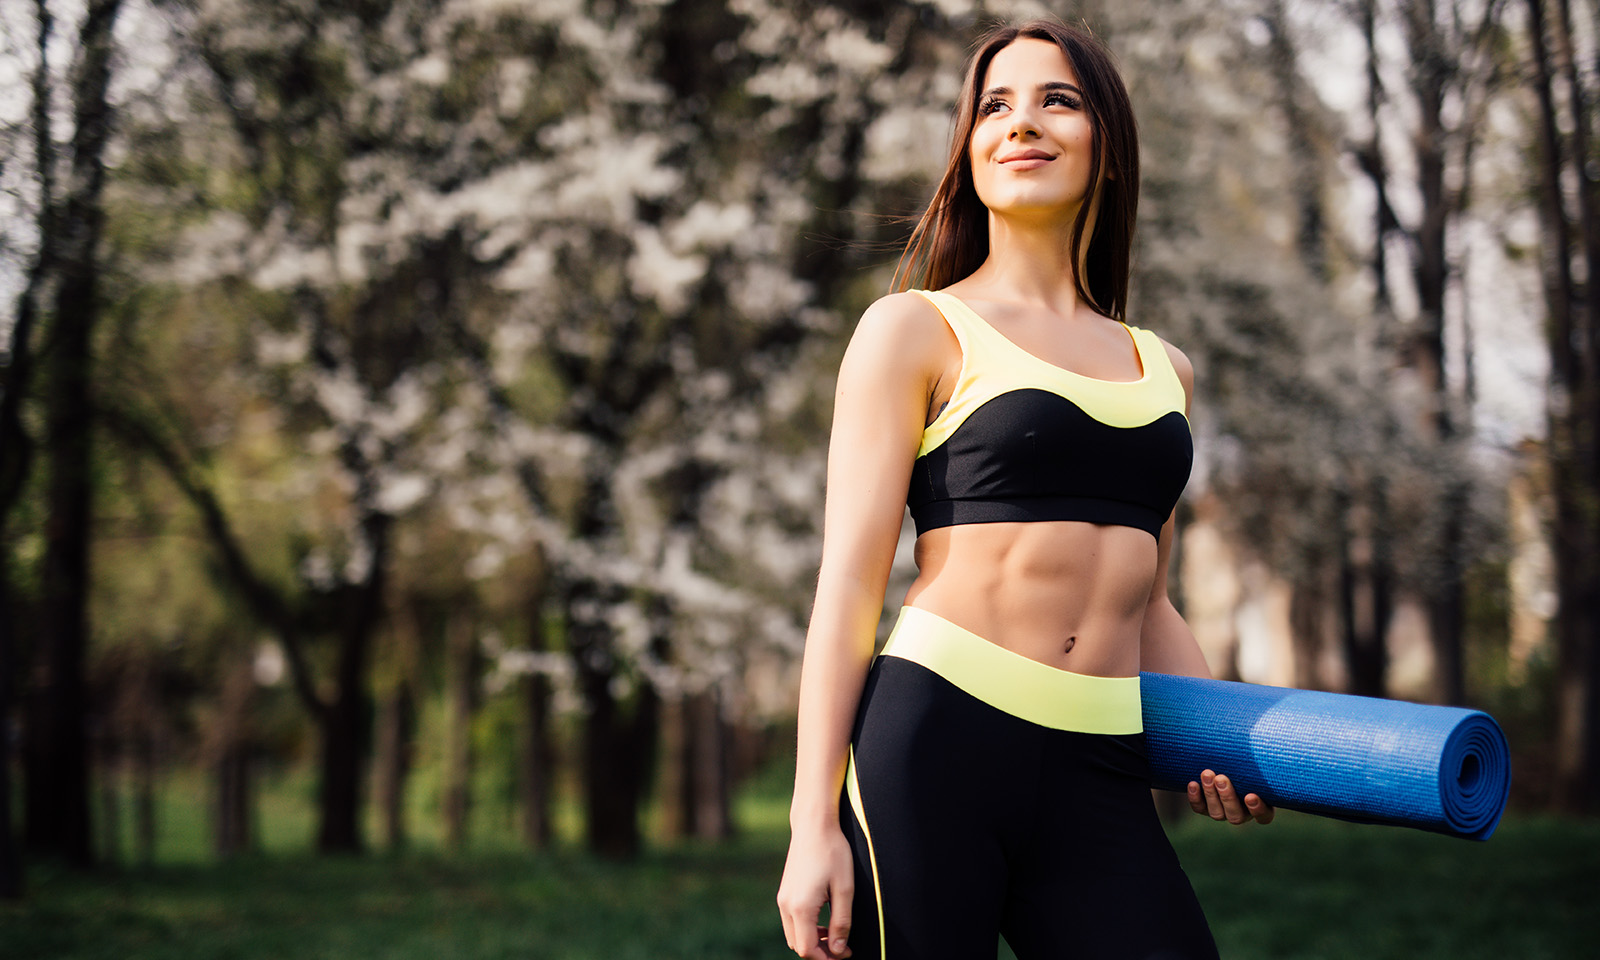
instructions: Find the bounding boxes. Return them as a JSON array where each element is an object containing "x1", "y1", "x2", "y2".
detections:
[{"x1": 841, "y1": 609, "x2": 1219, "y2": 960}]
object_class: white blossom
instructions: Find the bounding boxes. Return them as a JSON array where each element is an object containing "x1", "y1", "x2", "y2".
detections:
[{"x1": 628, "y1": 226, "x2": 707, "y2": 314}]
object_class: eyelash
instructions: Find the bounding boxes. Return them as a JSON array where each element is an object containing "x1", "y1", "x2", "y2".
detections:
[{"x1": 978, "y1": 92, "x2": 1083, "y2": 116}]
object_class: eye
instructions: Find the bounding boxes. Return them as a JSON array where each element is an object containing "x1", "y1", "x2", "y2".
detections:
[
  {"x1": 978, "y1": 95, "x2": 1009, "y2": 117},
  {"x1": 1044, "y1": 91, "x2": 1083, "y2": 110}
]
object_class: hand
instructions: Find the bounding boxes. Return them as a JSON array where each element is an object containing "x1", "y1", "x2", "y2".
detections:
[
  {"x1": 1187, "y1": 769, "x2": 1275, "y2": 825},
  {"x1": 777, "y1": 824, "x2": 855, "y2": 959}
]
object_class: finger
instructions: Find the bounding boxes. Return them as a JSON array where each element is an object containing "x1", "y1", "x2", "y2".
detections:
[
  {"x1": 1187, "y1": 780, "x2": 1207, "y2": 815},
  {"x1": 786, "y1": 922, "x2": 824, "y2": 960},
  {"x1": 1245, "y1": 793, "x2": 1276, "y2": 825},
  {"x1": 779, "y1": 909, "x2": 799, "y2": 956},
  {"x1": 827, "y1": 892, "x2": 853, "y2": 958},
  {"x1": 1214, "y1": 774, "x2": 1249, "y2": 824},
  {"x1": 816, "y1": 925, "x2": 851, "y2": 958},
  {"x1": 1200, "y1": 770, "x2": 1225, "y2": 819},
  {"x1": 779, "y1": 901, "x2": 820, "y2": 958}
]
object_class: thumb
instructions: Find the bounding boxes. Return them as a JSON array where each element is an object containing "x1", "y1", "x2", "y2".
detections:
[{"x1": 826, "y1": 898, "x2": 852, "y2": 958}]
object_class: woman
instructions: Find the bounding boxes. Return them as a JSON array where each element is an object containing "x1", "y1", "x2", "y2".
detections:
[{"x1": 776, "y1": 19, "x2": 1273, "y2": 960}]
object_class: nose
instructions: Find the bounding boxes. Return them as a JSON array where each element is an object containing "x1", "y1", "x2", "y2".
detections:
[{"x1": 1007, "y1": 106, "x2": 1041, "y2": 140}]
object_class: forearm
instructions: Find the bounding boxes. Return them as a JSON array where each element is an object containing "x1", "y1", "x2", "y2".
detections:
[{"x1": 789, "y1": 574, "x2": 884, "y2": 831}]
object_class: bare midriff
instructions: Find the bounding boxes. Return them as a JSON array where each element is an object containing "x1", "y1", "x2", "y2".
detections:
[{"x1": 902, "y1": 519, "x2": 1158, "y2": 677}]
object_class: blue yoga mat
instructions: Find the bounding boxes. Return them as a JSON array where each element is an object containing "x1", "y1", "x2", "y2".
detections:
[{"x1": 1139, "y1": 672, "x2": 1511, "y2": 840}]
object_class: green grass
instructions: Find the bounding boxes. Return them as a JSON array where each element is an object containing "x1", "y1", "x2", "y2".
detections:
[
  {"x1": 3, "y1": 843, "x2": 786, "y2": 960},
  {"x1": 5, "y1": 770, "x2": 1598, "y2": 959},
  {"x1": 1173, "y1": 811, "x2": 1600, "y2": 960}
]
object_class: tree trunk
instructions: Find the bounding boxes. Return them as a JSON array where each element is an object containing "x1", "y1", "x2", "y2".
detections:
[
  {"x1": 658, "y1": 693, "x2": 688, "y2": 841},
  {"x1": 521, "y1": 669, "x2": 555, "y2": 849},
  {"x1": 659, "y1": 688, "x2": 732, "y2": 841},
  {"x1": 1288, "y1": 566, "x2": 1327, "y2": 691},
  {"x1": 520, "y1": 600, "x2": 554, "y2": 850},
  {"x1": 1369, "y1": 478, "x2": 1396, "y2": 696},
  {"x1": 0, "y1": 573, "x2": 21, "y2": 898},
  {"x1": 443, "y1": 610, "x2": 477, "y2": 853},
  {"x1": 1264, "y1": 0, "x2": 1327, "y2": 280},
  {"x1": 1, "y1": 39, "x2": 55, "y2": 908},
  {"x1": 212, "y1": 657, "x2": 255, "y2": 858},
  {"x1": 1429, "y1": 482, "x2": 1470, "y2": 705},
  {"x1": 1529, "y1": 0, "x2": 1600, "y2": 814},
  {"x1": 1400, "y1": 0, "x2": 1472, "y2": 707},
  {"x1": 316, "y1": 508, "x2": 389, "y2": 853},
  {"x1": 373, "y1": 682, "x2": 413, "y2": 850},
  {"x1": 687, "y1": 687, "x2": 732, "y2": 841},
  {"x1": 1357, "y1": 0, "x2": 1399, "y2": 312},
  {"x1": 317, "y1": 680, "x2": 367, "y2": 854},
  {"x1": 96, "y1": 722, "x2": 119, "y2": 866},
  {"x1": 1337, "y1": 487, "x2": 1388, "y2": 697},
  {"x1": 1, "y1": 0, "x2": 54, "y2": 531},
  {"x1": 569, "y1": 579, "x2": 659, "y2": 860},
  {"x1": 134, "y1": 710, "x2": 156, "y2": 867},
  {"x1": 1554, "y1": 0, "x2": 1600, "y2": 813},
  {"x1": 215, "y1": 749, "x2": 251, "y2": 858},
  {"x1": 24, "y1": 0, "x2": 125, "y2": 867}
]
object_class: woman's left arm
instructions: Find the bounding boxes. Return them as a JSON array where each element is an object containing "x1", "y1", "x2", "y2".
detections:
[{"x1": 1140, "y1": 338, "x2": 1275, "y2": 826}]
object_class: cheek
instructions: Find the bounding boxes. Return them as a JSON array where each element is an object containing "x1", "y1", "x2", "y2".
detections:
[{"x1": 968, "y1": 123, "x2": 1000, "y2": 158}]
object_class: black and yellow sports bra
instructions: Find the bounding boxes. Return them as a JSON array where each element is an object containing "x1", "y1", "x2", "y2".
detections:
[{"x1": 906, "y1": 290, "x2": 1193, "y2": 540}]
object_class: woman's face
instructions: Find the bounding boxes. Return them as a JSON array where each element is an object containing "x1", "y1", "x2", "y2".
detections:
[{"x1": 968, "y1": 38, "x2": 1096, "y2": 223}]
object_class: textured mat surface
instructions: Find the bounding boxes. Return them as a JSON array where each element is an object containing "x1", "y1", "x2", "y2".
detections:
[{"x1": 1140, "y1": 672, "x2": 1510, "y2": 840}]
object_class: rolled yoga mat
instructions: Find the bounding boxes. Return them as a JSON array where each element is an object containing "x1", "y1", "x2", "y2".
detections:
[{"x1": 1139, "y1": 672, "x2": 1511, "y2": 840}]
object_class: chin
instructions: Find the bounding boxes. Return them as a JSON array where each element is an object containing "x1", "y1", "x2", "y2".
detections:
[{"x1": 986, "y1": 193, "x2": 1083, "y2": 221}]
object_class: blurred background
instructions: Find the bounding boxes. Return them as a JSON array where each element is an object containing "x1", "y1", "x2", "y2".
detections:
[{"x1": 1, "y1": 0, "x2": 1598, "y2": 956}]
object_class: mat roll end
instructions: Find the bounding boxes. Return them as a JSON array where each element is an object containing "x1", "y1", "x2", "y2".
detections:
[{"x1": 1140, "y1": 672, "x2": 1512, "y2": 841}]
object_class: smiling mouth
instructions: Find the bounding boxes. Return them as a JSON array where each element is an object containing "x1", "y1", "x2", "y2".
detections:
[
  {"x1": 999, "y1": 150, "x2": 1054, "y2": 164},
  {"x1": 992, "y1": 153, "x2": 1056, "y2": 168}
]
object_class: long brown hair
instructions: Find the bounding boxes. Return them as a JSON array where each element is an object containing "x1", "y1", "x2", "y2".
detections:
[{"x1": 893, "y1": 19, "x2": 1140, "y2": 322}]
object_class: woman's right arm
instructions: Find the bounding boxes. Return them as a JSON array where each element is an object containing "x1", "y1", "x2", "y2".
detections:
[{"x1": 776, "y1": 293, "x2": 950, "y2": 960}]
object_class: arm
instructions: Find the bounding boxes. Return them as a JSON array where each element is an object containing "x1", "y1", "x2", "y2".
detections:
[
  {"x1": 1142, "y1": 339, "x2": 1274, "y2": 826},
  {"x1": 1140, "y1": 339, "x2": 1209, "y2": 675},
  {"x1": 777, "y1": 293, "x2": 951, "y2": 959}
]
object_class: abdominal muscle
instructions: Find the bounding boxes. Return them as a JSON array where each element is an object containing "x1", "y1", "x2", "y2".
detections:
[{"x1": 901, "y1": 520, "x2": 1159, "y2": 677}]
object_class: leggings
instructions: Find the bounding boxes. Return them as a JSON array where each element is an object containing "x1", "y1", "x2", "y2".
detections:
[{"x1": 841, "y1": 606, "x2": 1219, "y2": 960}]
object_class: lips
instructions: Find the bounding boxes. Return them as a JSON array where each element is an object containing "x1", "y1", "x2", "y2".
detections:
[{"x1": 998, "y1": 149, "x2": 1054, "y2": 164}]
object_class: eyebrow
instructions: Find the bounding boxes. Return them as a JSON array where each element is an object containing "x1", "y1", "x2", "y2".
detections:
[{"x1": 981, "y1": 81, "x2": 1084, "y2": 98}]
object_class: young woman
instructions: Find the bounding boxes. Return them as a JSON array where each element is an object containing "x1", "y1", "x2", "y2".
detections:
[{"x1": 776, "y1": 19, "x2": 1273, "y2": 960}]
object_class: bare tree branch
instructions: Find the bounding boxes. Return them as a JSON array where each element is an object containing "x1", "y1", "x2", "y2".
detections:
[{"x1": 96, "y1": 401, "x2": 330, "y2": 723}]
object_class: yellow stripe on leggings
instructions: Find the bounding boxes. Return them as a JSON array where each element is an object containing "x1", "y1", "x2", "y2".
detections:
[
  {"x1": 845, "y1": 746, "x2": 885, "y2": 959},
  {"x1": 880, "y1": 605, "x2": 1143, "y2": 734}
]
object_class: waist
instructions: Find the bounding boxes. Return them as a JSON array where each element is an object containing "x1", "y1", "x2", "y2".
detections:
[
  {"x1": 880, "y1": 606, "x2": 1144, "y2": 734},
  {"x1": 906, "y1": 521, "x2": 1156, "y2": 673}
]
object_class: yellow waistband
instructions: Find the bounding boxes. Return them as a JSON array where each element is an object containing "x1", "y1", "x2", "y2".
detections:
[{"x1": 880, "y1": 606, "x2": 1143, "y2": 735}]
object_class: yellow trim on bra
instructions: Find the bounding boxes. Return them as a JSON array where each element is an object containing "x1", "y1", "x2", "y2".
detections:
[
  {"x1": 913, "y1": 289, "x2": 1188, "y2": 457},
  {"x1": 845, "y1": 746, "x2": 886, "y2": 958},
  {"x1": 881, "y1": 605, "x2": 1144, "y2": 735}
]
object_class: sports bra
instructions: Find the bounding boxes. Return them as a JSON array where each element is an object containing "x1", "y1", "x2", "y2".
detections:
[{"x1": 906, "y1": 289, "x2": 1193, "y2": 540}]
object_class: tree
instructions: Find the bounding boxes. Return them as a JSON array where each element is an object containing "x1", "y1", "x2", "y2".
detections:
[
  {"x1": 11, "y1": 0, "x2": 126, "y2": 869},
  {"x1": 1525, "y1": 0, "x2": 1600, "y2": 813}
]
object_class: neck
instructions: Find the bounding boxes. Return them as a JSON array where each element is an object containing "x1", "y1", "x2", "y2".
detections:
[{"x1": 966, "y1": 208, "x2": 1087, "y2": 316}]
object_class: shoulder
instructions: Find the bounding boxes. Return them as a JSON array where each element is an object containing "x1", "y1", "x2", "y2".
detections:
[
  {"x1": 840, "y1": 291, "x2": 957, "y2": 377},
  {"x1": 853, "y1": 290, "x2": 948, "y2": 340},
  {"x1": 1134, "y1": 327, "x2": 1194, "y2": 402},
  {"x1": 1156, "y1": 336, "x2": 1193, "y2": 392}
]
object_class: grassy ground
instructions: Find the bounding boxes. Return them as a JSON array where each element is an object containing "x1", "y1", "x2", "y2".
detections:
[{"x1": 3, "y1": 769, "x2": 1597, "y2": 959}]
